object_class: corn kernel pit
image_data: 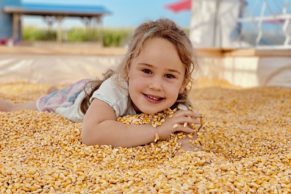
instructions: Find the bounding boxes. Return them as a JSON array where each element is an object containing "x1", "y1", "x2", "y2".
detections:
[{"x1": 0, "y1": 82, "x2": 290, "y2": 193}]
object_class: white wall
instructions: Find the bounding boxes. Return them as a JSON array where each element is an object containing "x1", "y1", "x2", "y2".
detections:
[{"x1": 195, "y1": 55, "x2": 291, "y2": 87}]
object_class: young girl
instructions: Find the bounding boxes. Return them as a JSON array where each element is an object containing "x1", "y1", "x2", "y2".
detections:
[{"x1": 0, "y1": 18, "x2": 201, "y2": 147}]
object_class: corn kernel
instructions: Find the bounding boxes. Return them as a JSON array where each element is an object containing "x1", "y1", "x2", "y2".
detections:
[{"x1": 0, "y1": 82, "x2": 289, "y2": 193}]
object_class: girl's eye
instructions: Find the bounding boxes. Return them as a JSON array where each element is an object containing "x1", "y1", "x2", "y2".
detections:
[
  {"x1": 142, "y1": 69, "x2": 152, "y2": 74},
  {"x1": 165, "y1": 74, "x2": 176, "y2": 79}
]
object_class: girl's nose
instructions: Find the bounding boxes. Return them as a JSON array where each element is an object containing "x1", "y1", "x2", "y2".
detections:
[{"x1": 149, "y1": 77, "x2": 162, "y2": 90}]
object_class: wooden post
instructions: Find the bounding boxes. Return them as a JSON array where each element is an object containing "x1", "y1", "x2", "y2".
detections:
[
  {"x1": 44, "y1": 16, "x2": 55, "y2": 31},
  {"x1": 56, "y1": 16, "x2": 63, "y2": 43},
  {"x1": 12, "y1": 13, "x2": 21, "y2": 41}
]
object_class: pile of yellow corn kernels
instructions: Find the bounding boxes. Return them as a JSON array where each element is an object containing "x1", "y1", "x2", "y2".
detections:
[{"x1": 0, "y1": 82, "x2": 290, "y2": 193}]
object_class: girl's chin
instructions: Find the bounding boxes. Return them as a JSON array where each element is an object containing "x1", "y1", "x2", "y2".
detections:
[
  {"x1": 138, "y1": 107, "x2": 164, "y2": 114},
  {"x1": 133, "y1": 100, "x2": 172, "y2": 114}
]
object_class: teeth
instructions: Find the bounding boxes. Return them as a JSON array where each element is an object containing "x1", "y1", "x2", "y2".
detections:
[{"x1": 147, "y1": 95, "x2": 160, "y2": 101}]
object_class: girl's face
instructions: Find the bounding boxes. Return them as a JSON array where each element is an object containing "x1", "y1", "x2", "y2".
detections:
[{"x1": 128, "y1": 37, "x2": 186, "y2": 114}]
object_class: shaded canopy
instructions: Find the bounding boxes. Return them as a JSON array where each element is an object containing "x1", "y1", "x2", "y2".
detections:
[
  {"x1": 1, "y1": 2, "x2": 111, "y2": 43},
  {"x1": 4, "y1": 3, "x2": 111, "y2": 17}
]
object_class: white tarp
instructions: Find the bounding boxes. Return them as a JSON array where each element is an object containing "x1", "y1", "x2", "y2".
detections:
[
  {"x1": 0, "y1": 53, "x2": 290, "y2": 88},
  {"x1": 0, "y1": 54, "x2": 121, "y2": 84}
]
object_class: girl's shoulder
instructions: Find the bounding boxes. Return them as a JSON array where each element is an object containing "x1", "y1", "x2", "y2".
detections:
[
  {"x1": 99, "y1": 74, "x2": 128, "y2": 91},
  {"x1": 90, "y1": 75, "x2": 131, "y2": 116}
]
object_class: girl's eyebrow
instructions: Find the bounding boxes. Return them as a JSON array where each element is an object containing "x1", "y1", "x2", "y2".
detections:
[
  {"x1": 168, "y1": 69, "x2": 181, "y2": 75},
  {"x1": 137, "y1": 63, "x2": 181, "y2": 75},
  {"x1": 137, "y1": 63, "x2": 153, "y2": 68}
]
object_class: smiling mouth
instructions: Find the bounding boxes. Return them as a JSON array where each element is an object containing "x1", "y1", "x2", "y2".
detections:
[{"x1": 143, "y1": 94, "x2": 165, "y2": 103}]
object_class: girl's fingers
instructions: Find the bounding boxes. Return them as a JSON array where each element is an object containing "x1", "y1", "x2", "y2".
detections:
[
  {"x1": 164, "y1": 110, "x2": 204, "y2": 135},
  {"x1": 174, "y1": 110, "x2": 193, "y2": 117},
  {"x1": 174, "y1": 110, "x2": 202, "y2": 119},
  {"x1": 181, "y1": 127, "x2": 194, "y2": 133},
  {"x1": 193, "y1": 118, "x2": 201, "y2": 124},
  {"x1": 172, "y1": 123, "x2": 194, "y2": 133},
  {"x1": 171, "y1": 116, "x2": 198, "y2": 126},
  {"x1": 171, "y1": 115, "x2": 203, "y2": 132},
  {"x1": 173, "y1": 111, "x2": 203, "y2": 127}
]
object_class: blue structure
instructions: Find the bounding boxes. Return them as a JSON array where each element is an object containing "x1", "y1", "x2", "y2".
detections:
[
  {"x1": 0, "y1": 0, "x2": 20, "y2": 42},
  {"x1": 14, "y1": 3, "x2": 110, "y2": 16},
  {"x1": 0, "y1": 0, "x2": 110, "y2": 43}
]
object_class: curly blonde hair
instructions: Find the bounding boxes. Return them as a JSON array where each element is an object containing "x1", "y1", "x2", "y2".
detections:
[{"x1": 81, "y1": 18, "x2": 197, "y2": 114}]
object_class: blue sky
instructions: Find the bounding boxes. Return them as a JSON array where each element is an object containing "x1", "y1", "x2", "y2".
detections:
[
  {"x1": 23, "y1": 0, "x2": 290, "y2": 29},
  {"x1": 23, "y1": 0, "x2": 192, "y2": 28}
]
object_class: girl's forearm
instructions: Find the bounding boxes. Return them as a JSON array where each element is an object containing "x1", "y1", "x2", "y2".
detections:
[{"x1": 81, "y1": 120, "x2": 157, "y2": 147}]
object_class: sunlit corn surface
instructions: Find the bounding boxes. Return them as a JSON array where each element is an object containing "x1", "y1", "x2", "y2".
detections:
[{"x1": 0, "y1": 82, "x2": 290, "y2": 193}]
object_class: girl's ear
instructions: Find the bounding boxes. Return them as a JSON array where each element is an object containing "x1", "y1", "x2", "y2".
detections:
[{"x1": 179, "y1": 84, "x2": 186, "y2": 94}]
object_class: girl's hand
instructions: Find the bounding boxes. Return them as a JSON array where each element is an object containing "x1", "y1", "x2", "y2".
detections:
[{"x1": 157, "y1": 110, "x2": 201, "y2": 140}]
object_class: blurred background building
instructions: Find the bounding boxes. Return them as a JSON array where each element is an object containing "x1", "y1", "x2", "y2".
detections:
[
  {"x1": 0, "y1": 0, "x2": 290, "y2": 87},
  {"x1": 189, "y1": 0, "x2": 290, "y2": 48},
  {"x1": 0, "y1": 0, "x2": 110, "y2": 44}
]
